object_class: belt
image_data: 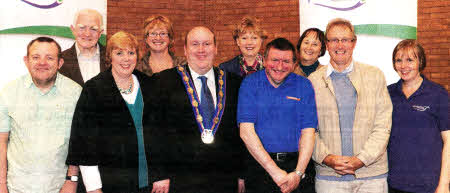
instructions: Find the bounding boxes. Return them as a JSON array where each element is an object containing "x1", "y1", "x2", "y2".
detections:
[{"x1": 268, "y1": 152, "x2": 298, "y2": 162}]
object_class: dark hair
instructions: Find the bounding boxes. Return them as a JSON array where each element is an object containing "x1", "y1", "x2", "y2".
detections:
[
  {"x1": 392, "y1": 39, "x2": 427, "y2": 72},
  {"x1": 264, "y1": 38, "x2": 297, "y2": 63},
  {"x1": 297, "y1": 28, "x2": 326, "y2": 57},
  {"x1": 27, "y1": 37, "x2": 62, "y2": 59}
]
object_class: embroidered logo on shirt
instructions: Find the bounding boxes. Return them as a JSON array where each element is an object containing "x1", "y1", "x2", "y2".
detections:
[
  {"x1": 286, "y1": 96, "x2": 301, "y2": 101},
  {"x1": 412, "y1": 105, "x2": 430, "y2": 112}
]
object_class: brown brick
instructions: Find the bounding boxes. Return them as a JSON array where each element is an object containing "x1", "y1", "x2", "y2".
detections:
[{"x1": 108, "y1": 0, "x2": 448, "y2": 91}]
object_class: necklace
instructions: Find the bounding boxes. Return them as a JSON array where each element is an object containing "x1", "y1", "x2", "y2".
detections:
[{"x1": 118, "y1": 81, "x2": 133, "y2": 94}]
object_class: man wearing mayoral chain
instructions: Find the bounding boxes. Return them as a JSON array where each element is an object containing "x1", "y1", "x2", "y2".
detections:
[
  {"x1": 147, "y1": 26, "x2": 245, "y2": 193},
  {"x1": 238, "y1": 38, "x2": 317, "y2": 193}
]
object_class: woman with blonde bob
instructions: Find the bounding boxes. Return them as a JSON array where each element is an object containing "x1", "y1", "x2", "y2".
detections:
[
  {"x1": 137, "y1": 15, "x2": 185, "y2": 76},
  {"x1": 66, "y1": 31, "x2": 153, "y2": 193},
  {"x1": 220, "y1": 16, "x2": 267, "y2": 77},
  {"x1": 387, "y1": 39, "x2": 449, "y2": 193}
]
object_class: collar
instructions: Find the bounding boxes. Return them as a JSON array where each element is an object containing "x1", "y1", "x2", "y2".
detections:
[
  {"x1": 24, "y1": 72, "x2": 62, "y2": 94},
  {"x1": 299, "y1": 60, "x2": 319, "y2": 68},
  {"x1": 75, "y1": 43, "x2": 100, "y2": 57},
  {"x1": 394, "y1": 74, "x2": 428, "y2": 97},
  {"x1": 188, "y1": 65, "x2": 215, "y2": 82},
  {"x1": 326, "y1": 60, "x2": 354, "y2": 77}
]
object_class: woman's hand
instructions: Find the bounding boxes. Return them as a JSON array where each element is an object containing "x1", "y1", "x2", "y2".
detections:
[{"x1": 151, "y1": 179, "x2": 170, "y2": 193}]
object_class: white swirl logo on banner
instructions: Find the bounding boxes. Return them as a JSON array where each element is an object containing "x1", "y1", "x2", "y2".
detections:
[
  {"x1": 0, "y1": 0, "x2": 106, "y2": 88},
  {"x1": 300, "y1": 0, "x2": 417, "y2": 84}
]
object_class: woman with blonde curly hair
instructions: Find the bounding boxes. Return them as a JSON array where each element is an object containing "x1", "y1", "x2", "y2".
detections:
[
  {"x1": 220, "y1": 16, "x2": 267, "y2": 77},
  {"x1": 137, "y1": 15, "x2": 185, "y2": 76}
]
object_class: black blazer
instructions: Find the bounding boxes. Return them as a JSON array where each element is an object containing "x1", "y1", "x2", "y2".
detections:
[
  {"x1": 147, "y1": 65, "x2": 245, "y2": 193},
  {"x1": 219, "y1": 55, "x2": 243, "y2": 77},
  {"x1": 66, "y1": 68, "x2": 154, "y2": 192},
  {"x1": 60, "y1": 43, "x2": 108, "y2": 86}
]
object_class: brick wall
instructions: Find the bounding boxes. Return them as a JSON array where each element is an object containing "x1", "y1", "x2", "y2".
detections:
[
  {"x1": 108, "y1": 0, "x2": 449, "y2": 90},
  {"x1": 204, "y1": 0, "x2": 300, "y2": 63},
  {"x1": 108, "y1": 0, "x2": 206, "y2": 57},
  {"x1": 417, "y1": 0, "x2": 449, "y2": 90}
]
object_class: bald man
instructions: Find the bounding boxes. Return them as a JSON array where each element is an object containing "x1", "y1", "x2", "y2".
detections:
[{"x1": 147, "y1": 26, "x2": 245, "y2": 193}]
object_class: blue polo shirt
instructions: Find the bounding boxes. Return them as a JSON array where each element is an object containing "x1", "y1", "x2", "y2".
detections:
[
  {"x1": 237, "y1": 70, "x2": 318, "y2": 153},
  {"x1": 387, "y1": 76, "x2": 448, "y2": 193}
]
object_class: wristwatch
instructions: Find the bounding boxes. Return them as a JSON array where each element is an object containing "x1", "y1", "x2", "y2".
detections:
[
  {"x1": 66, "y1": 175, "x2": 79, "y2": 182},
  {"x1": 294, "y1": 170, "x2": 306, "y2": 179}
]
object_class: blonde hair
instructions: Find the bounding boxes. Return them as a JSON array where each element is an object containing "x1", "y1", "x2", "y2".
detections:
[
  {"x1": 143, "y1": 15, "x2": 174, "y2": 48},
  {"x1": 232, "y1": 16, "x2": 267, "y2": 40},
  {"x1": 392, "y1": 39, "x2": 427, "y2": 72},
  {"x1": 325, "y1": 18, "x2": 356, "y2": 40},
  {"x1": 106, "y1": 31, "x2": 139, "y2": 64}
]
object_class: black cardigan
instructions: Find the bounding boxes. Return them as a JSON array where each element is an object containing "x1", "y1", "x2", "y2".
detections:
[{"x1": 66, "y1": 68, "x2": 154, "y2": 192}]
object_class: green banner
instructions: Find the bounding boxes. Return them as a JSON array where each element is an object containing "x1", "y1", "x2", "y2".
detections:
[
  {"x1": 354, "y1": 24, "x2": 416, "y2": 39},
  {"x1": 0, "y1": 26, "x2": 106, "y2": 45}
]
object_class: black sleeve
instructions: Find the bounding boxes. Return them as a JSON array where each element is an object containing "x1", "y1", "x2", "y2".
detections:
[
  {"x1": 143, "y1": 73, "x2": 172, "y2": 182},
  {"x1": 66, "y1": 82, "x2": 100, "y2": 166}
]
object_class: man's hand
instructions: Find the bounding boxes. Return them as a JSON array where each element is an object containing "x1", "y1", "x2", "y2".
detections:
[
  {"x1": 151, "y1": 179, "x2": 170, "y2": 193},
  {"x1": 323, "y1": 155, "x2": 365, "y2": 175},
  {"x1": 59, "y1": 180, "x2": 77, "y2": 193},
  {"x1": 270, "y1": 168, "x2": 288, "y2": 191},
  {"x1": 346, "y1": 156, "x2": 364, "y2": 172},
  {"x1": 0, "y1": 183, "x2": 8, "y2": 193},
  {"x1": 237, "y1": 178, "x2": 245, "y2": 193},
  {"x1": 323, "y1": 154, "x2": 352, "y2": 175},
  {"x1": 280, "y1": 172, "x2": 301, "y2": 193}
]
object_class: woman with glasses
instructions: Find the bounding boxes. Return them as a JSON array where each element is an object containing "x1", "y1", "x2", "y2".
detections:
[
  {"x1": 220, "y1": 16, "x2": 267, "y2": 77},
  {"x1": 387, "y1": 39, "x2": 449, "y2": 193},
  {"x1": 136, "y1": 15, "x2": 185, "y2": 76}
]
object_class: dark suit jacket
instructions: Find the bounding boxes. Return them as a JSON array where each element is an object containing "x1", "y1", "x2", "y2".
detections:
[
  {"x1": 147, "y1": 65, "x2": 244, "y2": 193},
  {"x1": 60, "y1": 43, "x2": 108, "y2": 86},
  {"x1": 219, "y1": 55, "x2": 243, "y2": 77},
  {"x1": 66, "y1": 68, "x2": 154, "y2": 193}
]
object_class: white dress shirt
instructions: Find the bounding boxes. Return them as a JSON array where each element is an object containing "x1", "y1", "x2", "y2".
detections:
[
  {"x1": 188, "y1": 66, "x2": 217, "y2": 107},
  {"x1": 75, "y1": 43, "x2": 101, "y2": 83}
]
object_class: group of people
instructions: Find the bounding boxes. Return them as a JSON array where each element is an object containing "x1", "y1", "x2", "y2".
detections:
[{"x1": 0, "y1": 8, "x2": 447, "y2": 193}]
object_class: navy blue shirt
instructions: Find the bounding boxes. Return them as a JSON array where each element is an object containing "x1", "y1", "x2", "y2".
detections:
[
  {"x1": 387, "y1": 76, "x2": 449, "y2": 193},
  {"x1": 237, "y1": 70, "x2": 318, "y2": 153}
]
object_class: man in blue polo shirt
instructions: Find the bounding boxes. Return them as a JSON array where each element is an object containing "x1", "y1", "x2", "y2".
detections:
[{"x1": 238, "y1": 38, "x2": 317, "y2": 193}]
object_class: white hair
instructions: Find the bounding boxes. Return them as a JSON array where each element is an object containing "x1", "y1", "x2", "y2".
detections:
[{"x1": 73, "y1": 9, "x2": 103, "y2": 29}]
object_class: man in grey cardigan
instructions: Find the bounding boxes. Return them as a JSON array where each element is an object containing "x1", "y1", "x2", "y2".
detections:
[{"x1": 308, "y1": 18, "x2": 392, "y2": 193}]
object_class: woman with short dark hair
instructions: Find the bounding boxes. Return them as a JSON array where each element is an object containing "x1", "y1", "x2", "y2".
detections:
[{"x1": 293, "y1": 28, "x2": 326, "y2": 77}]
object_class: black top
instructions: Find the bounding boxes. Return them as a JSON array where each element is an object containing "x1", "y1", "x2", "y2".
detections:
[
  {"x1": 146, "y1": 65, "x2": 245, "y2": 193},
  {"x1": 66, "y1": 68, "x2": 155, "y2": 192}
]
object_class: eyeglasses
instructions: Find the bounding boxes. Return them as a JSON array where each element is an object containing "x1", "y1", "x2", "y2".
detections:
[
  {"x1": 148, "y1": 32, "x2": 169, "y2": 38},
  {"x1": 327, "y1": 38, "x2": 355, "y2": 45}
]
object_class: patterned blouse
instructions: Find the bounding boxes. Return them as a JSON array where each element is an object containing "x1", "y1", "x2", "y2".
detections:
[{"x1": 239, "y1": 54, "x2": 264, "y2": 76}]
